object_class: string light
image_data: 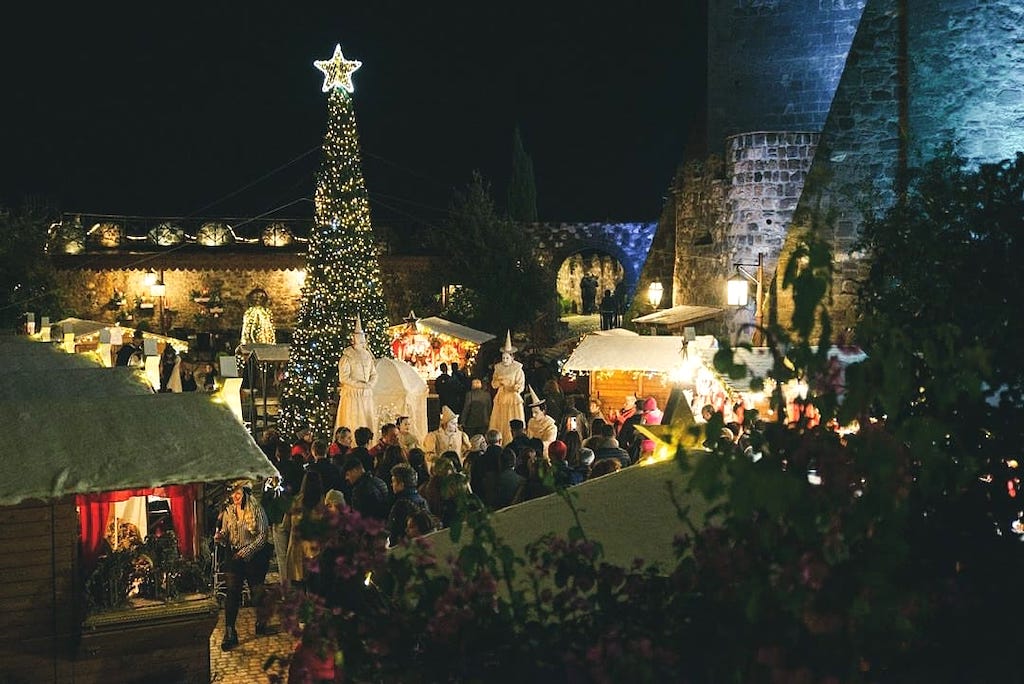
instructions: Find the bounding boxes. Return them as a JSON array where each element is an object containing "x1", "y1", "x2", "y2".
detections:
[{"x1": 278, "y1": 43, "x2": 392, "y2": 440}]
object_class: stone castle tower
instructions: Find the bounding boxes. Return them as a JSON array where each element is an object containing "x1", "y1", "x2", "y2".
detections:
[{"x1": 648, "y1": 0, "x2": 1024, "y2": 337}]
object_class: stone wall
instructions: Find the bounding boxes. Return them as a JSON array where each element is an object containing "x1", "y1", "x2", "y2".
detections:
[
  {"x1": 707, "y1": 0, "x2": 867, "y2": 152},
  {"x1": 555, "y1": 253, "x2": 625, "y2": 314},
  {"x1": 526, "y1": 222, "x2": 658, "y2": 306},
  {"x1": 726, "y1": 132, "x2": 819, "y2": 273},
  {"x1": 669, "y1": 157, "x2": 731, "y2": 316},
  {"x1": 906, "y1": 0, "x2": 1024, "y2": 167},
  {"x1": 53, "y1": 254, "x2": 442, "y2": 339},
  {"x1": 774, "y1": 0, "x2": 1024, "y2": 334},
  {"x1": 644, "y1": 132, "x2": 817, "y2": 338}
]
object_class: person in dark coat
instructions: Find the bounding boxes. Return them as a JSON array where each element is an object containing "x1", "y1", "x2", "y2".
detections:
[
  {"x1": 307, "y1": 439, "x2": 345, "y2": 498},
  {"x1": 450, "y1": 362, "x2": 469, "y2": 412},
  {"x1": 495, "y1": 447, "x2": 525, "y2": 508},
  {"x1": 115, "y1": 329, "x2": 145, "y2": 367},
  {"x1": 385, "y1": 463, "x2": 430, "y2": 547},
  {"x1": 469, "y1": 429, "x2": 504, "y2": 509},
  {"x1": 599, "y1": 289, "x2": 617, "y2": 330},
  {"x1": 349, "y1": 427, "x2": 375, "y2": 473},
  {"x1": 342, "y1": 457, "x2": 391, "y2": 521},
  {"x1": 435, "y1": 363, "x2": 461, "y2": 413},
  {"x1": 460, "y1": 378, "x2": 493, "y2": 438}
]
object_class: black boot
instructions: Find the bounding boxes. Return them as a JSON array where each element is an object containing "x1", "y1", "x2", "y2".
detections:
[
  {"x1": 255, "y1": 621, "x2": 276, "y2": 636},
  {"x1": 221, "y1": 626, "x2": 239, "y2": 651}
]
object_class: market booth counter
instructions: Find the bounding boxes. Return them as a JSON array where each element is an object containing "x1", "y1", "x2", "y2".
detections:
[
  {"x1": 389, "y1": 315, "x2": 495, "y2": 383},
  {"x1": 562, "y1": 333, "x2": 695, "y2": 422},
  {"x1": 0, "y1": 337, "x2": 277, "y2": 684}
]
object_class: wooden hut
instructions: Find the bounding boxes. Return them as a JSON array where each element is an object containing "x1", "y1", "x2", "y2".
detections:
[
  {"x1": 0, "y1": 337, "x2": 276, "y2": 683},
  {"x1": 562, "y1": 334, "x2": 692, "y2": 422},
  {"x1": 389, "y1": 315, "x2": 495, "y2": 382}
]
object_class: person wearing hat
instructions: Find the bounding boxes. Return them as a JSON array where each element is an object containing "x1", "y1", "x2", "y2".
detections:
[
  {"x1": 488, "y1": 330, "x2": 526, "y2": 446},
  {"x1": 525, "y1": 386, "x2": 558, "y2": 458},
  {"x1": 423, "y1": 405, "x2": 471, "y2": 471},
  {"x1": 335, "y1": 315, "x2": 378, "y2": 435},
  {"x1": 215, "y1": 480, "x2": 272, "y2": 650},
  {"x1": 115, "y1": 328, "x2": 145, "y2": 367}
]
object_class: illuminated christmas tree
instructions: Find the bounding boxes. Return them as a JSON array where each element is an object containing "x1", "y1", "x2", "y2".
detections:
[{"x1": 278, "y1": 44, "x2": 392, "y2": 440}]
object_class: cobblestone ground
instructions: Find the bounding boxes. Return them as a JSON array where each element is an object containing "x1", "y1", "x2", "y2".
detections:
[{"x1": 210, "y1": 574, "x2": 295, "y2": 683}]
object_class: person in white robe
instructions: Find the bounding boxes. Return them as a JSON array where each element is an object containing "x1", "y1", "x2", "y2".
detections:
[
  {"x1": 335, "y1": 315, "x2": 378, "y2": 434},
  {"x1": 525, "y1": 385, "x2": 557, "y2": 457},
  {"x1": 488, "y1": 331, "x2": 526, "y2": 445}
]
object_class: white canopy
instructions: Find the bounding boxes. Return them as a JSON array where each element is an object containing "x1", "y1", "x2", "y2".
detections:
[
  {"x1": 415, "y1": 317, "x2": 495, "y2": 345},
  {"x1": 562, "y1": 334, "x2": 692, "y2": 373},
  {"x1": 372, "y1": 357, "x2": 428, "y2": 439},
  {"x1": 0, "y1": 337, "x2": 277, "y2": 506},
  {"x1": 52, "y1": 317, "x2": 189, "y2": 351}
]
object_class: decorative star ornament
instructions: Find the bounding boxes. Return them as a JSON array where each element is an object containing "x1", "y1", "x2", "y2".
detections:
[{"x1": 314, "y1": 44, "x2": 361, "y2": 94}]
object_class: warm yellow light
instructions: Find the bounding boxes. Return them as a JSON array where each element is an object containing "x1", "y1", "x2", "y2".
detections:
[
  {"x1": 647, "y1": 281, "x2": 664, "y2": 308},
  {"x1": 314, "y1": 44, "x2": 361, "y2": 94},
  {"x1": 288, "y1": 269, "x2": 307, "y2": 290},
  {"x1": 150, "y1": 283, "x2": 166, "y2": 298},
  {"x1": 727, "y1": 276, "x2": 749, "y2": 306},
  {"x1": 144, "y1": 270, "x2": 158, "y2": 287}
]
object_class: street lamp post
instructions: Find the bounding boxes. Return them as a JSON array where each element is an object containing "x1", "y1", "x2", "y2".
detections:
[{"x1": 726, "y1": 253, "x2": 764, "y2": 345}]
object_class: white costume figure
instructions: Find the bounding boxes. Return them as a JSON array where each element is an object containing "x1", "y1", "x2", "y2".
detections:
[
  {"x1": 488, "y1": 330, "x2": 526, "y2": 446},
  {"x1": 335, "y1": 315, "x2": 378, "y2": 434},
  {"x1": 525, "y1": 385, "x2": 557, "y2": 457},
  {"x1": 423, "y1": 405, "x2": 471, "y2": 471}
]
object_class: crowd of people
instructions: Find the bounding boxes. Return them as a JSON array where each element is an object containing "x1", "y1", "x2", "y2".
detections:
[{"x1": 214, "y1": 323, "x2": 675, "y2": 664}]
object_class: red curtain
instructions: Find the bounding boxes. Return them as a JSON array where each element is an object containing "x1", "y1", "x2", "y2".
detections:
[{"x1": 76, "y1": 484, "x2": 198, "y2": 574}]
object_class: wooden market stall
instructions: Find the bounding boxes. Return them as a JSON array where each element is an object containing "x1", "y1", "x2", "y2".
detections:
[
  {"x1": 389, "y1": 315, "x2": 495, "y2": 382},
  {"x1": 0, "y1": 336, "x2": 277, "y2": 684},
  {"x1": 562, "y1": 333, "x2": 694, "y2": 423},
  {"x1": 52, "y1": 317, "x2": 189, "y2": 359}
]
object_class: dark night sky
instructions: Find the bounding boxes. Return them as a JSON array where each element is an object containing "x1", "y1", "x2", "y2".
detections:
[{"x1": 2, "y1": 3, "x2": 706, "y2": 232}]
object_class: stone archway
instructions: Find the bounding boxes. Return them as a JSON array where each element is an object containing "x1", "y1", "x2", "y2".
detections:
[
  {"x1": 555, "y1": 250, "x2": 625, "y2": 316},
  {"x1": 524, "y1": 222, "x2": 658, "y2": 310}
]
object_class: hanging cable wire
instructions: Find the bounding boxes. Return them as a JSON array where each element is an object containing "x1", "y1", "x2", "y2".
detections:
[{"x1": 186, "y1": 147, "x2": 319, "y2": 217}]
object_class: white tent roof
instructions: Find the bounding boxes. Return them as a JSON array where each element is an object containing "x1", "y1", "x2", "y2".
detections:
[
  {"x1": 0, "y1": 337, "x2": 277, "y2": 506},
  {"x1": 414, "y1": 317, "x2": 496, "y2": 345},
  {"x1": 562, "y1": 334, "x2": 692, "y2": 373},
  {"x1": 52, "y1": 317, "x2": 189, "y2": 350},
  {"x1": 420, "y1": 459, "x2": 708, "y2": 575},
  {"x1": 372, "y1": 357, "x2": 429, "y2": 438}
]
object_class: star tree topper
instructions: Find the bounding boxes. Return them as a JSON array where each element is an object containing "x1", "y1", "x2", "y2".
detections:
[{"x1": 314, "y1": 44, "x2": 362, "y2": 94}]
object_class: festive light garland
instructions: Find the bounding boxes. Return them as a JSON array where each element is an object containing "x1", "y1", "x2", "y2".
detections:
[{"x1": 278, "y1": 43, "x2": 392, "y2": 440}]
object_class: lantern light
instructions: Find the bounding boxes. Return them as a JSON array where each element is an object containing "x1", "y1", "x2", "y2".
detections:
[
  {"x1": 726, "y1": 275, "x2": 749, "y2": 306},
  {"x1": 647, "y1": 281, "x2": 664, "y2": 309}
]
